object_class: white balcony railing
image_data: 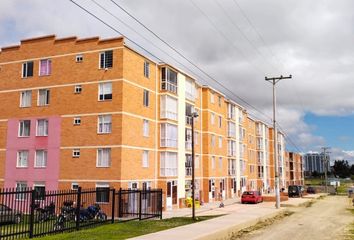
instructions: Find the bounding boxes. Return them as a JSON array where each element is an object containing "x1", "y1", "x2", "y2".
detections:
[{"x1": 161, "y1": 81, "x2": 178, "y2": 94}]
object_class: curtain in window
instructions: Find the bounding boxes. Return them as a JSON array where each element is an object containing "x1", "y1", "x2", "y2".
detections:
[
  {"x1": 99, "y1": 115, "x2": 112, "y2": 133},
  {"x1": 18, "y1": 151, "x2": 28, "y2": 167},
  {"x1": 38, "y1": 89, "x2": 49, "y2": 106},
  {"x1": 40, "y1": 59, "x2": 51, "y2": 76},
  {"x1": 21, "y1": 91, "x2": 31, "y2": 107},
  {"x1": 35, "y1": 150, "x2": 47, "y2": 167},
  {"x1": 98, "y1": 148, "x2": 111, "y2": 167},
  {"x1": 37, "y1": 119, "x2": 48, "y2": 136}
]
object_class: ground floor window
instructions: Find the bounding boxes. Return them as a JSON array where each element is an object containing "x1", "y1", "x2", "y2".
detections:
[
  {"x1": 16, "y1": 182, "x2": 27, "y2": 200},
  {"x1": 34, "y1": 183, "x2": 45, "y2": 200},
  {"x1": 96, "y1": 183, "x2": 110, "y2": 203}
]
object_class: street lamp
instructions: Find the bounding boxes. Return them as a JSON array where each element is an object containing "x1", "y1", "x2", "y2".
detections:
[{"x1": 189, "y1": 111, "x2": 199, "y2": 220}]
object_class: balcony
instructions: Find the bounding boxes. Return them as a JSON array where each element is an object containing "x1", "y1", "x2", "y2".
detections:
[{"x1": 161, "y1": 81, "x2": 177, "y2": 94}]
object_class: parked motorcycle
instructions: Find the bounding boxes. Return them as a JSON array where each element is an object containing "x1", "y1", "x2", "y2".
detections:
[
  {"x1": 53, "y1": 200, "x2": 75, "y2": 231},
  {"x1": 35, "y1": 202, "x2": 55, "y2": 222},
  {"x1": 76, "y1": 204, "x2": 107, "y2": 222}
]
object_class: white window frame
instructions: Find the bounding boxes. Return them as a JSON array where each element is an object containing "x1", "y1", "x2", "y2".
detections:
[
  {"x1": 20, "y1": 90, "x2": 32, "y2": 107},
  {"x1": 219, "y1": 136, "x2": 222, "y2": 148},
  {"x1": 99, "y1": 50, "x2": 113, "y2": 69},
  {"x1": 210, "y1": 92, "x2": 215, "y2": 103},
  {"x1": 143, "y1": 90, "x2": 149, "y2": 107},
  {"x1": 160, "y1": 123, "x2": 178, "y2": 148},
  {"x1": 73, "y1": 117, "x2": 81, "y2": 125},
  {"x1": 160, "y1": 95, "x2": 178, "y2": 120},
  {"x1": 211, "y1": 134, "x2": 215, "y2": 147},
  {"x1": 160, "y1": 151, "x2": 178, "y2": 176},
  {"x1": 219, "y1": 157, "x2": 223, "y2": 169},
  {"x1": 22, "y1": 61, "x2": 34, "y2": 78},
  {"x1": 16, "y1": 182, "x2": 28, "y2": 200},
  {"x1": 211, "y1": 113, "x2": 215, "y2": 125},
  {"x1": 36, "y1": 119, "x2": 48, "y2": 136},
  {"x1": 143, "y1": 119, "x2": 149, "y2": 137},
  {"x1": 39, "y1": 59, "x2": 51, "y2": 76},
  {"x1": 98, "y1": 115, "x2": 112, "y2": 134},
  {"x1": 76, "y1": 54, "x2": 83, "y2": 63},
  {"x1": 218, "y1": 116, "x2": 222, "y2": 128},
  {"x1": 18, "y1": 120, "x2": 31, "y2": 137},
  {"x1": 97, "y1": 148, "x2": 111, "y2": 167},
  {"x1": 98, "y1": 82, "x2": 112, "y2": 101},
  {"x1": 195, "y1": 155, "x2": 200, "y2": 169},
  {"x1": 72, "y1": 149, "x2": 80, "y2": 158},
  {"x1": 35, "y1": 150, "x2": 47, "y2": 168},
  {"x1": 142, "y1": 150, "x2": 149, "y2": 168},
  {"x1": 74, "y1": 85, "x2": 82, "y2": 94},
  {"x1": 71, "y1": 183, "x2": 79, "y2": 190},
  {"x1": 211, "y1": 156, "x2": 215, "y2": 169},
  {"x1": 17, "y1": 150, "x2": 29, "y2": 168},
  {"x1": 37, "y1": 89, "x2": 50, "y2": 106}
]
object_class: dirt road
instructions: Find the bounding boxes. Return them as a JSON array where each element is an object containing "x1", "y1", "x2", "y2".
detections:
[{"x1": 238, "y1": 196, "x2": 353, "y2": 240}]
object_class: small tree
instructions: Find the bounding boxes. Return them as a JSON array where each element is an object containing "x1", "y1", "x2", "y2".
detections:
[{"x1": 332, "y1": 160, "x2": 351, "y2": 178}]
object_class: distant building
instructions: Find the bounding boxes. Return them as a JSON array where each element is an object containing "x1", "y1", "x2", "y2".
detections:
[
  {"x1": 285, "y1": 152, "x2": 304, "y2": 186},
  {"x1": 303, "y1": 152, "x2": 330, "y2": 176}
]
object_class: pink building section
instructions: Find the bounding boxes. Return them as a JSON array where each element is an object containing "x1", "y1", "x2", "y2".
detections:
[{"x1": 4, "y1": 116, "x2": 61, "y2": 190}]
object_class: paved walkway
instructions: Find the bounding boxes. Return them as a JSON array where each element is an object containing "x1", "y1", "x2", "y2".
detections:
[{"x1": 129, "y1": 194, "x2": 324, "y2": 240}]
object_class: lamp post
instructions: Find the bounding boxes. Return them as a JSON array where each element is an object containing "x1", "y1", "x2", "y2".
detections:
[{"x1": 189, "y1": 111, "x2": 199, "y2": 220}]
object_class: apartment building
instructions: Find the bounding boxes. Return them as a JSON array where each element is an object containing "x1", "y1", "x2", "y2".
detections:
[
  {"x1": 285, "y1": 152, "x2": 304, "y2": 186},
  {"x1": 303, "y1": 152, "x2": 329, "y2": 176},
  {"x1": 0, "y1": 34, "x2": 301, "y2": 209}
]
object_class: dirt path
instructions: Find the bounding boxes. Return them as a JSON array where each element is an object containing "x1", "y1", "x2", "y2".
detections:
[{"x1": 238, "y1": 196, "x2": 353, "y2": 240}]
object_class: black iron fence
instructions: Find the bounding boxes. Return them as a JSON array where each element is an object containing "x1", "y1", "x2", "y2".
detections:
[{"x1": 0, "y1": 187, "x2": 162, "y2": 239}]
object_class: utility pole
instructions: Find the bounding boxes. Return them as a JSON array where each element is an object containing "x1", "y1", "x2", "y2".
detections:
[
  {"x1": 321, "y1": 147, "x2": 330, "y2": 193},
  {"x1": 265, "y1": 75, "x2": 292, "y2": 209},
  {"x1": 189, "y1": 111, "x2": 199, "y2": 220}
]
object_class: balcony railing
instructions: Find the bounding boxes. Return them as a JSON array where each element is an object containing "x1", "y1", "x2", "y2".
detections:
[
  {"x1": 161, "y1": 110, "x2": 178, "y2": 121},
  {"x1": 160, "y1": 168, "x2": 177, "y2": 177},
  {"x1": 160, "y1": 138, "x2": 178, "y2": 148},
  {"x1": 161, "y1": 81, "x2": 178, "y2": 94},
  {"x1": 185, "y1": 167, "x2": 192, "y2": 176}
]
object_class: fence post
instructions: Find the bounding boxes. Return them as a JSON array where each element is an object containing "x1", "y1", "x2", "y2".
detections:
[
  {"x1": 29, "y1": 189, "x2": 36, "y2": 238},
  {"x1": 160, "y1": 189, "x2": 163, "y2": 220},
  {"x1": 118, "y1": 188, "x2": 122, "y2": 218},
  {"x1": 139, "y1": 190, "x2": 142, "y2": 220},
  {"x1": 75, "y1": 187, "x2": 82, "y2": 231},
  {"x1": 111, "y1": 188, "x2": 115, "y2": 224}
]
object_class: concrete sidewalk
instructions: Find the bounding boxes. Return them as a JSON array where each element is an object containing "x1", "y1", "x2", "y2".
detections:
[{"x1": 129, "y1": 194, "x2": 324, "y2": 240}]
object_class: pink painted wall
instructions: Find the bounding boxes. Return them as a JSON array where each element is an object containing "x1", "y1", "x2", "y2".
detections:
[{"x1": 4, "y1": 116, "x2": 61, "y2": 190}]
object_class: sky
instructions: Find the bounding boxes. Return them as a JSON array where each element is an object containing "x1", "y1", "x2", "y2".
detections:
[{"x1": 1, "y1": 0, "x2": 354, "y2": 164}]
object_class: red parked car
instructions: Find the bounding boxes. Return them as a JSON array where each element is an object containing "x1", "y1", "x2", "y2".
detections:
[{"x1": 241, "y1": 191, "x2": 263, "y2": 204}]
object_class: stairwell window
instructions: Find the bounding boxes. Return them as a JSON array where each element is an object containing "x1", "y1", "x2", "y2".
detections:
[
  {"x1": 20, "y1": 90, "x2": 32, "y2": 107},
  {"x1": 99, "y1": 50, "x2": 113, "y2": 69},
  {"x1": 160, "y1": 152, "x2": 178, "y2": 176},
  {"x1": 142, "y1": 150, "x2": 149, "y2": 168},
  {"x1": 22, "y1": 61, "x2": 33, "y2": 78},
  {"x1": 160, "y1": 123, "x2": 178, "y2": 148},
  {"x1": 19, "y1": 120, "x2": 31, "y2": 137},
  {"x1": 39, "y1": 59, "x2": 51, "y2": 76},
  {"x1": 38, "y1": 89, "x2": 50, "y2": 106},
  {"x1": 97, "y1": 148, "x2": 111, "y2": 167},
  {"x1": 143, "y1": 119, "x2": 149, "y2": 137},
  {"x1": 144, "y1": 61, "x2": 150, "y2": 78},
  {"x1": 36, "y1": 119, "x2": 48, "y2": 136},
  {"x1": 143, "y1": 90, "x2": 149, "y2": 107},
  {"x1": 35, "y1": 150, "x2": 47, "y2": 168},
  {"x1": 98, "y1": 115, "x2": 112, "y2": 134},
  {"x1": 98, "y1": 82, "x2": 112, "y2": 100}
]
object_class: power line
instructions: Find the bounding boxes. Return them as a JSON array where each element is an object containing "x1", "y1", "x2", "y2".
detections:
[
  {"x1": 214, "y1": 0, "x2": 279, "y2": 72},
  {"x1": 70, "y1": 0, "x2": 304, "y2": 153}
]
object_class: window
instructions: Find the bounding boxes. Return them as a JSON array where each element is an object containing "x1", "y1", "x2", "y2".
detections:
[
  {"x1": 185, "y1": 78, "x2": 195, "y2": 100},
  {"x1": 218, "y1": 116, "x2": 222, "y2": 128},
  {"x1": 219, "y1": 137, "x2": 222, "y2": 148},
  {"x1": 185, "y1": 128, "x2": 192, "y2": 150},
  {"x1": 39, "y1": 59, "x2": 52, "y2": 76},
  {"x1": 71, "y1": 183, "x2": 79, "y2": 190},
  {"x1": 73, "y1": 149, "x2": 80, "y2": 158},
  {"x1": 36, "y1": 119, "x2": 48, "y2": 136},
  {"x1": 160, "y1": 123, "x2": 178, "y2": 148},
  {"x1": 19, "y1": 120, "x2": 30, "y2": 137},
  {"x1": 35, "y1": 150, "x2": 47, "y2": 168},
  {"x1": 20, "y1": 90, "x2": 31, "y2": 107},
  {"x1": 34, "y1": 183, "x2": 45, "y2": 200},
  {"x1": 143, "y1": 119, "x2": 149, "y2": 137},
  {"x1": 143, "y1": 90, "x2": 149, "y2": 107},
  {"x1": 227, "y1": 103, "x2": 236, "y2": 119},
  {"x1": 211, "y1": 113, "x2": 215, "y2": 125},
  {"x1": 74, "y1": 85, "x2": 82, "y2": 94},
  {"x1": 195, "y1": 155, "x2": 200, "y2": 169},
  {"x1": 97, "y1": 148, "x2": 111, "y2": 167},
  {"x1": 144, "y1": 61, "x2": 150, "y2": 78},
  {"x1": 160, "y1": 95, "x2": 178, "y2": 120},
  {"x1": 73, "y1": 117, "x2": 81, "y2": 125},
  {"x1": 160, "y1": 152, "x2": 178, "y2": 176},
  {"x1": 228, "y1": 140, "x2": 237, "y2": 156},
  {"x1": 17, "y1": 150, "x2": 29, "y2": 167},
  {"x1": 98, "y1": 82, "x2": 112, "y2": 100},
  {"x1": 161, "y1": 67, "x2": 178, "y2": 94},
  {"x1": 219, "y1": 157, "x2": 223, "y2": 169},
  {"x1": 218, "y1": 96, "x2": 222, "y2": 107},
  {"x1": 96, "y1": 183, "x2": 110, "y2": 203},
  {"x1": 76, "y1": 54, "x2": 83, "y2": 63},
  {"x1": 16, "y1": 182, "x2": 27, "y2": 200},
  {"x1": 99, "y1": 50, "x2": 113, "y2": 69},
  {"x1": 210, "y1": 92, "x2": 215, "y2": 103},
  {"x1": 98, "y1": 115, "x2": 112, "y2": 134},
  {"x1": 211, "y1": 135, "x2": 215, "y2": 147},
  {"x1": 22, "y1": 61, "x2": 34, "y2": 78},
  {"x1": 194, "y1": 131, "x2": 199, "y2": 145},
  {"x1": 211, "y1": 156, "x2": 215, "y2": 169},
  {"x1": 142, "y1": 150, "x2": 149, "y2": 168},
  {"x1": 228, "y1": 122, "x2": 236, "y2": 137},
  {"x1": 38, "y1": 89, "x2": 50, "y2": 106}
]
